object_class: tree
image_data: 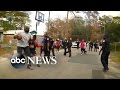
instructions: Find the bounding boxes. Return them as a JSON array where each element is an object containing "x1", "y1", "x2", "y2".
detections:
[
  {"x1": 46, "y1": 15, "x2": 94, "y2": 41},
  {"x1": 0, "y1": 11, "x2": 30, "y2": 31},
  {"x1": 99, "y1": 16, "x2": 120, "y2": 42},
  {"x1": 83, "y1": 11, "x2": 100, "y2": 41},
  {"x1": 46, "y1": 18, "x2": 73, "y2": 39},
  {"x1": 70, "y1": 16, "x2": 90, "y2": 41}
]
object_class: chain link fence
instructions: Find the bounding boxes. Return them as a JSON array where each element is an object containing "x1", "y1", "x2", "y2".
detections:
[{"x1": 110, "y1": 42, "x2": 120, "y2": 52}]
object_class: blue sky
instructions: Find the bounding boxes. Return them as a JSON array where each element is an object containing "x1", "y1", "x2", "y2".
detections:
[{"x1": 29, "y1": 11, "x2": 120, "y2": 35}]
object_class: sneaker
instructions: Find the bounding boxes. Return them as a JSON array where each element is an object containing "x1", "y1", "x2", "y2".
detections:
[
  {"x1": 27, "y1": 66, "x2": 34, "y2": 70},
  {"x1": 64, "y1": 54, "x2": 66, "y2": 56},
  {"x1": 106, "y1": 67, "x2": 109, "y2": 71},
  {"x1": 103, "y1": 68, "x2": 108, "y2": 72},
  {"x1": 37, "y1": 64, "x2": 40, "y2": 67}
]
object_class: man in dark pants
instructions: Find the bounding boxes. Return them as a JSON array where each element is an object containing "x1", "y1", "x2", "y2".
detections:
[
  {"x1": 76, "y1": 39, "x2": 80, "y2": 49},
  {"x1": 43, "y1": 34, "x2": 50, "y2": 61},
  {"x1": 49, "y1": 36, "x2": 55, "y2": 57},
  {"x1": 66, "y1": 38, "x2": 72, "y2": 57},
  {"x1": 99, "y1": 35, "x2": 110, "y2": 72},
  {"x1": 62, "y1": 38, "x2": 67, "y2": 56},
  {"x1": 14, "y1": 26, "x2": 33, "y2": 70},
  {"x1": 89, "y1": 41, "x2": 93, "y2": 51}
]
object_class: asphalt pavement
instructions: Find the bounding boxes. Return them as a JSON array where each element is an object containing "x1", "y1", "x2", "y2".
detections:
[{"x1": 0, "y1": 47, "x2": 120, "y2": 79}]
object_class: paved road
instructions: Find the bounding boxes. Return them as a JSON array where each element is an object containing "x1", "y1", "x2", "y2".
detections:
[{"x1": 0, "y1": 48, "x2": 120, "y2": 79}]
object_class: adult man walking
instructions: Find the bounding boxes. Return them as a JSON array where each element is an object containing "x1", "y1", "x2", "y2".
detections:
[
  {"x1": 66, "y1": 38, "x2": 72, "y2": 57},
  {"x1": 43, "y1": 34, "x2": 50, "y2": 61},
  {"x1": 62, "y1": 37, "x2": 68, "y2": 56},
  {"x1": 49, "y1": 36, "x2": 55, "y2": 57},
  {"x1": 13, "y1": 26, "x2": 33, "y2": 70},
  {"x1": 99, "y1": 35, "x2": 110, "y2": 72},
  {"x1": 76, "y1": 39, "x2": 80, "y2": 49}
]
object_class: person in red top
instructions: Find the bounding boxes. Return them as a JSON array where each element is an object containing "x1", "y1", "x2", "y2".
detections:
[
  {"x1": 79, "y1": 39, "x2": 86, "y2": 55},
  {"x1": 55, "y1": 39, "x2": 61, "y2": 51}
]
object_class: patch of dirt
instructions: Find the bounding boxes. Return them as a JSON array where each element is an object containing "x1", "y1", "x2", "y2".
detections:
[
  {"x1": 1, "y1": 54, "x2": 13, "y2": 59},
  {"x1": 0, "y1": 48, "x2": 14, "y2": 58},
  {"x1": 0, "y1": 48, "x2": 8, "y2": 55}
]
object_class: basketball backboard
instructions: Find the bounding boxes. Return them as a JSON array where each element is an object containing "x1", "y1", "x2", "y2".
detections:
[{"x1": 35, "y1": 11, "x2": 44, "y2": 23}]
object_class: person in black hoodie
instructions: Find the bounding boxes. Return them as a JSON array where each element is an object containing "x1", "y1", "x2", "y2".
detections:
[
  {"x1": 66, "y1": 38, "x2": 72, "y2": 57},
  {"x1": 99, "y1": 34, "x2": 110, "y2": 72},
  {"x1": 49, "y1": 36, "x2": 55, "y2": 57},
  {"x1": 43, "y1": 34, "x2": 50, "y2": 61},
  {"x1": 62, "y1": 37, "x2": 68, "y2": 56},
  {"x1": 76, "y1": 39, "x2": 80, "y2": 49}
]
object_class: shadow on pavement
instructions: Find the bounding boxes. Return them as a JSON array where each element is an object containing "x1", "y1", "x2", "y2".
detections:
[
  {"x1": 68, "y1": 53, "x2": 100, "y2": 65},
  {"x1": 92, "y1": 69, "x2": 105, "y2": 79}
]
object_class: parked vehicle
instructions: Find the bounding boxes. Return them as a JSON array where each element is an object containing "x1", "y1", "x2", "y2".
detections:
[{"x1": 71, "y1": 41, "x2": 77, "y2": 48}]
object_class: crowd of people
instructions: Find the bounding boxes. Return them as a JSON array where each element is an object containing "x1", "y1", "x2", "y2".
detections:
[{"x1": 13, "y1": 26, "x2": 110, "y2": 72}]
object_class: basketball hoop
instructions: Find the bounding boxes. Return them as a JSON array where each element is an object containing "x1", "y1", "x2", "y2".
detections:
[
  {"x1": 35, "y1": 11, "x2": 44, "y2": 32},
  {"x1": 35, "y1": 11, "x2": 44, "y2": 23}
]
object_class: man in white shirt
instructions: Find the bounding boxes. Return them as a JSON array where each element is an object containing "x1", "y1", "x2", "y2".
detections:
[{"x1": 14, "y1": 26, "x2": 33, "y2": 70}]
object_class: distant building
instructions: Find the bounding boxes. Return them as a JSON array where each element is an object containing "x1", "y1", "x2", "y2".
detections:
[
  {"x1": 3, "y1": 30, "x2": 23, "y2": 35},
  {"x1": 0, "y1": 29, "x2": 43, "y2": 43},
  {"x1": 3, "y1": 30, "x2": 23, "y2": 43}
]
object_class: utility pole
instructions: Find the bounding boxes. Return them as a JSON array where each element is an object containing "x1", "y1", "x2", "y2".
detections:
[
  {"x1": 36, "y1": 22, "x2": 37, "y2": 32},
  {"x1": 67, "y1": 11, "x2": 69, "y2": 23},
  {"x1": 104, "y1": 23, "x2": 105, "y2": 34},
  {"x1": 48, "y1": 11, "x2": 51, "y2": 31},
  {"x1": 35, "y1": 11, "x2": 38, "y2": 32},
  {"x1": 65, "y1": 11, "x2": 69, "y2": 38}
]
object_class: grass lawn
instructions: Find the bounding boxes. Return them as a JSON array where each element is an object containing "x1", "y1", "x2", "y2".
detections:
[{"x1": 110, "y1": 52, "x2": 120, "y2": 63}]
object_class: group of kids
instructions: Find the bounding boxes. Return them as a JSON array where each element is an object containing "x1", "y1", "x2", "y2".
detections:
[
  {"x1": 14, "y1": 26, "x2": 109, "y2": 72},
  {"x1": 76, "y1": 39, "x2": 102, "y2": 55}
]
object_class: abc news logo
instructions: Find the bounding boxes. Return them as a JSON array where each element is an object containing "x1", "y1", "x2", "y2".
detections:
[{"x1": 10, "y1": 54, "x2": 57, "y2": 69}]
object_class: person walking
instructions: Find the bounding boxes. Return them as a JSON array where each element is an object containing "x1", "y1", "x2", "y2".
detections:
[
  {"x1": 79, "y1": 39, "x2": 86, "y2": 55},
  {"x1": 49, "y1": 36, "x2": 55, "y2": 57},
  {"x1": 40, "y1": 36, "x2": 45, "y2": 56},
  {"x1": 99, "y1": 35, "x2": 110, "y2": 72},
  {"x1": 94, "y1": 41, "x2": 98, "y2": 52},
  {"x1": 76, "y1": 39, "x2": 80, "y2": 49},
  {"x1": 13, "y1": 26, "x2": 33, "y2": 70},
  {"x1": 89, "y1": 41, "x2": 93, "y2": 51},
  {"x1": 62, "y1": 37, "x2": 68, "y2": 56},
  {"x1": 55, "y1": 39, "x2": 61, "y2": 52},
  {"x1": 66, "y1": 38, "x2": 72, "y2": 57},
  {"x1": 43, "y1": 34, "x2": 50, "y2": 61}
]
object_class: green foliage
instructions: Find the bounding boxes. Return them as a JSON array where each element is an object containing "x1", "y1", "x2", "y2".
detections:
[
  {"x1": 46, "y1": 11, "x2": 120, "y2": 42},
  {"x1": 0, "y1": 20, "x2": 16, "y2": 31},
  {"x1": 71, "y1": 17, "x2": 91, "y2": 41},
  {"x1": 99, "y1": 16, "x2": 120, "y2": 42},
  {"x1": 110, "y1": 42, "x2": 120, "y2": 52},
  {"x1": 0, "y1": 11, "x2": 30, "y2": 31}
]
